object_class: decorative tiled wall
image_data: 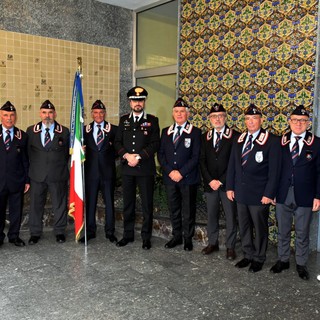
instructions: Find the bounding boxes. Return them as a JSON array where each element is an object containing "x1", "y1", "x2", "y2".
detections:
[
  {"x1": 179, "y1": 0, "x2": 318, "y2": 135},
  {"x1": 0, "y1": 30, "x2": 120, "y2": 129},
  {"x1": 179, "y1": 0, "x2": 318, "y2": 247}
]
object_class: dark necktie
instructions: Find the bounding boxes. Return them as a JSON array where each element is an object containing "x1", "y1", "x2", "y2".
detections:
[
  {"x1": 291, "y1": 136, "x2": 301, "y2": 165},
  {"x1": 215, "y1": 132, "x2": 221, "y2": 152},
  {"x1": 173, "y1": 126, "x2": 182, "y2": 148},
  {"x1": 4, "y1": 129, "x2": 11, "y2": 151},
  {"x1": 135, "y1": 116, "x2": 139, "y2": 123},
  {"x1": 241, "y1": 134, "x2": 253, "y2": 166},
  {"x1": 44, "y1": 128, "x2": 51, "y2": 149},
  {"x1": 96, "y1": 124, "x2": 104, "y2": 150}
]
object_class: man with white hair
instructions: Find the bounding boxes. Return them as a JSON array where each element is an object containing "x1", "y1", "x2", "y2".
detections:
[
  {"x1": 270, "y1": 105, "x2": 320, "y2": 280},
  {"x1": 0, "y1": 101, "x2": 29, "y2": 246}
]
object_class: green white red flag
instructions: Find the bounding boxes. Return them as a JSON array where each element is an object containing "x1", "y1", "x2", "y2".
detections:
[{"x1": 68, "y1": 71, "x2": 85, "y2": 241}]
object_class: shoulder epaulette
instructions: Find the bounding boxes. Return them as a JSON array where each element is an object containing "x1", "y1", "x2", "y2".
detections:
[
  {"x1": 85, "y1": 123, "x2": 93, "y2": 133},
  {"x1": 0, "y1": 125, "x2": 22, "y2": 139},
  {"x1": 103, "y1": 122, "x2": 111, "y2": 133},
  {"x1": 14, "y1": 127, "x2": 22, "y2": 140},
  {"x1": 206, "y1": 130, "x2": 213, "y2": 141},
  {"x1": 33, "y1": 122, "x2": 42, "y2": 133},
  {"x1": 237, "y1": 132, "x2": 247, "y2": 143},
  {"x1": 54, "y1": 122, "x2": 63, "y2": 134},
  {"x1": 281, "y1": 131, "x2": 291, "y2": 146},
  {"x1": 255, "y1": 130, "x2": 269, "y2": 146},
  {"x1": 167, "y1": 124, "x2": 175, "y2": 135},
  {"x1": 238, "y1": 130, "x2": 269, "y2": 145},
  {"x1": 223, "y1": 126, "x2": 233, "y2": 139},
  {"x1": 304, "y1": 131, "x2": 314, "y2": 146},
  {"x1": 182, "y1": 122, "x2": 193, "y2": 134},
  {"x1": 167, "y1": 122, "x2": 194, "y2": 135},
  {"x1": 281, "y1": 131, "x2": 314, "y2": 146}
]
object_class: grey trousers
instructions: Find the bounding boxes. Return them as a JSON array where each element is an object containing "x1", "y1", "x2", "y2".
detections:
[
  {"x1": 29, "y1": 179, "x2": 68, "y2": 236},
  {"x1": 276, "y1": 186, "x2": 313, "y2": 266},
  {"x1": 205, "y1": 189, "x2": 237, "y2": 248}
]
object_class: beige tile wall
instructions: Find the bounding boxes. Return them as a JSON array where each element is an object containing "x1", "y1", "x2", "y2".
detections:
[{"x1": 0, "y1": 30, "x2": 120, "y2": 131}]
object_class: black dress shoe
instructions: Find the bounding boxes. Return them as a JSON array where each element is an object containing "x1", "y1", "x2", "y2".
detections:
[
  {"x1": 116, "y1": 238, "x2": 134, "y2": 247},
  {"x1": 79, "y1": 234, "x2": 96, "y2": 243},
  {"x1": 184, "y1": 239, "x2": 193, "y2": 251},
  {"x1": 249, "y1": 261, "x2": 264, "y2": 273},
  {"x1": 28, "y1": 236, "x2": 40, "y2": 245},
  {"x1": 296, "y1": 264, "x2": 310, "y2": 280},
  {"x1": 165, "y1": 237, "x2": 183, "y2": 249},
  {"x1": 9, "y1": 237, "x2": 26, "y2": 247},
  {"x1": 106, "y1": 234, "x2": 118, "y2": 243},
  {"x1": 235, "y1": 258, "x2": 252, "y2": 268},
  {"x1": 270, "y1": 260, "x2": 290, "y2": 273},
  {"x1": 56, "y1": 234, "x2": 66, "y2": 243},
  {"x1": 142, "y1": 239, "x2": 151, "y2": 250}
]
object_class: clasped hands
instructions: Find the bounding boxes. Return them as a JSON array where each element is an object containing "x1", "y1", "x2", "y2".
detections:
[
  {"x1": 124, "y1": 153, "x2": 141, "y2": 167},
  {"x1": 169, "y1": 170, "x2": 183, "y2": 183}
]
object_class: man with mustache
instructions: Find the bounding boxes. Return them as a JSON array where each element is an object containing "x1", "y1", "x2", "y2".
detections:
[
  {"x1": 200, "y1": 103, "x2": 239, "y2": 259},
  {"x1": 27, "y1": 100, "x2": 70, "y2": 244}
]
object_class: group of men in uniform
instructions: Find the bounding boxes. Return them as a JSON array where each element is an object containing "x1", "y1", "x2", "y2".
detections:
[
  {"x1": 1, "y1": 85, "x2": 319, "y2": 281},
  {"x1": 201, "y1": 102, "x2": 320, "y2": 281},
  {"x1": 0, "y1": 99, "x2": 70, "y2": 247}
]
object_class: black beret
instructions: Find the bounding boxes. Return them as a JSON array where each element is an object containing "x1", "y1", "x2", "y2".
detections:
[
  {"x1": 91, "y1": 100, "x2": 106, "y2": 110},
  {"x1": 40, "y1": 100, "x2": 55, "y2": 110},
  {"x1": 244, "y1": 104, "x2": 262, "y2": 116},
  {"x1": 173, "y1": 98, "x2": 188, "y2": 108},
  {"x1": 127, "y1": 86, "x2": 148, "y2": 100},
  {"x1": 1, "y1": 101, "x2": 16, "y2": 112},
  {"x1": 209, "y1": 103, "x2": 226, "y2": 114},
  {"x1": 291, "y1": 105, "x2": 309, "y2": 117}
]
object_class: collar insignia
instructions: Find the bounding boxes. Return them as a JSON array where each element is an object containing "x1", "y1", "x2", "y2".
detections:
[{"x1": 167, "y1": 122, "x2": 193, "y2": 136}]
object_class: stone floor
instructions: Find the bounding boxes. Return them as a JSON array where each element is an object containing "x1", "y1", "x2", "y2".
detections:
[{"x1": 1, "y1": 224, "x2": 320, "y2": 320}]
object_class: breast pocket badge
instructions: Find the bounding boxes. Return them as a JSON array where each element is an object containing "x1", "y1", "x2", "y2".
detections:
[
  {"x1": 306, "y1": 150, "x2": 313, "y2": 160},
  {"x1": 255, "y1": 151, "x2": 263, "y2": 163},
  {"x1": 184, "y1": 138, "x2": 191, "y2": 148}
]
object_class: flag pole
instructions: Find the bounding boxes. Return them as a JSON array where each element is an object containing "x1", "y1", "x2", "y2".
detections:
[
  {"x1": 68, "y1": 57, "x2": 86, "y2": 247},
  {"x1": 77, "y1": 57, "x2": 88, "y2": 248}
]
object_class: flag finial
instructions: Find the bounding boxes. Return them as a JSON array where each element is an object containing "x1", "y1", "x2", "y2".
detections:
[{"x1": 77, "y1": 57, "x2": 82, "y2": 75}]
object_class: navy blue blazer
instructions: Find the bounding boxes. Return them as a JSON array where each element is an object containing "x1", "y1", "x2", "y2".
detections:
[
  {"x1": 158, "y1": 122, "x2": 201, "y2": 185},
  {"x1": 226, "y1": 128, "x2": 281, "y2": 205},
  {"x1": 84, "y1": 121, "x2": 118, "y2": 181},
  {"x1": 0, "y1": 125, "x2": 29, "y2": 193},
  {"x1": 27, "y1": 121, "x2": 69, "y2": 183},
  {"x1": 276, "y1": 131, "x2": 320, "y2": 207},
  {"x1": 200, "y1": 126, "x2": 239, "y2": 192}
]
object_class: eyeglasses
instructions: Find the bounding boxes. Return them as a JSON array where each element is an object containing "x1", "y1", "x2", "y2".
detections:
[
  {"x1": 290, "y1": 118, "x2": 309, "y2": 124},
  {"x1": 209, "y1": 114, "x2": 226, "y2": 119}
]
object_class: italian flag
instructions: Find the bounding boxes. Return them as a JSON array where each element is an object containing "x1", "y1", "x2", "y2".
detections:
[{"x1": 68, "y1": 71, "x2": 85, "y2": 241}]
